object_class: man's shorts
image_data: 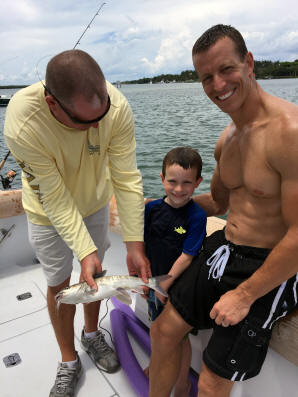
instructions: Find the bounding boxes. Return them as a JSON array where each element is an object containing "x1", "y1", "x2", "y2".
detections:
[
  {"x1": 28, "y1": 205, "x2": 111, "y2": 287},
  {"x1": 148, "y1": 289, "x2": 198, "y2": 337},
  {"x1": 169, "y1": 229, "x2": 298, "y2": 381}
]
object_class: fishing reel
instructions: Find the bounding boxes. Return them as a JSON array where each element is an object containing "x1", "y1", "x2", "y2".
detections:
[{"x1": 0, "y1": 169, "x2": 17, "y2": 189}]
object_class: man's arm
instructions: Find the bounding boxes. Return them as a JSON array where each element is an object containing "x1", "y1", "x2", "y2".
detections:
[
  {"x1": 5, "y1": 133, "x2": 97, "y2": 257},
  {"x1": 80, "y1": 251, "x2": 103, "y2": 290},
  {"x1": 193, "y1": 130, "x2": 230, "y2": 216},
  {"x1": 5, "y1": 130, "x2": 101, "y2": 288},
  {"x1": 193, "y1": 164, "x2": 229, "y2": 216},
  {"x1": 126, "y1": 241, "x2": 151, "y2": 282}
]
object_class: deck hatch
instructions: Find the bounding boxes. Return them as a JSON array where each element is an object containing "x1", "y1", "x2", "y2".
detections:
[
  {"x1": 3, "y1": 353, "x2": 22, "y2": 368},
  {"x1": 17, "y1": 292, "x2": 32, "y2": 301}
]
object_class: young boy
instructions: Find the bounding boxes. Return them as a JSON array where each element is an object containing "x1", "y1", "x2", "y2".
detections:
[{"x1": 145, "y1": 146, "x2": 207, "y2": 397}]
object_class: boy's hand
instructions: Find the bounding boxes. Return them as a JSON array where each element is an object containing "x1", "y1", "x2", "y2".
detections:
[
  {"x1": 155, "y1": 291, "x2": 168, "y2": 305},
  {"x1": 155, "y1": 277, "x2": 174, "y2": 304}
]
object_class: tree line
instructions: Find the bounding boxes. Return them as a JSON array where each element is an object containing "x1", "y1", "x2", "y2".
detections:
[{"x1": 121, "y1": 60, "x2": 298, "y2": 84}]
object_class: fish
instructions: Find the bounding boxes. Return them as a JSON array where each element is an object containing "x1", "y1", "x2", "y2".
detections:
[{"x1": 55, "y1": 270, "x2": 171, "y2": 309}]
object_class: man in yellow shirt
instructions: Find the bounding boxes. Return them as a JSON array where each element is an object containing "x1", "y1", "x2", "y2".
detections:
[{"x1": 4, "y1": 49, "x2": 150, "y2": 397}]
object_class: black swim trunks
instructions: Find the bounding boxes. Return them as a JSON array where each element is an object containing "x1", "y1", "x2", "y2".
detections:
[{"x1": 169, "y1": 229, "x2": 298, "y2": 381}]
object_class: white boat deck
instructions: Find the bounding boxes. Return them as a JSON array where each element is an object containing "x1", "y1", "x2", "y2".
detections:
[
  {"x1": 1, "y1": 212, "x2": 297, "y2": 397},
  {"x1": 0, "y1": 214, "x2": 148, "y2": 397}
]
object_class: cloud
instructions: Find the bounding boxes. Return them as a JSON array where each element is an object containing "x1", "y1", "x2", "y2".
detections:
[
  {"x1": 141, "y1": 30, "x2": 193, "y2": 74},
  {"x1": 1, "y1": 0, "x2": 298, "y2": 84}
]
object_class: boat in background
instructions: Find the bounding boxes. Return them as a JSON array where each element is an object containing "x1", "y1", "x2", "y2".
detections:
[
  {"x1": 0, "y1": 190, "x2": 297, "y2": 397},
  {"x1": 0, "y1": 94, "x2": 12, "y2": 107}
]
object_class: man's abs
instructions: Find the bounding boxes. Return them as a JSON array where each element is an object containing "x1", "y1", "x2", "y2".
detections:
[{"x1": 225, "y1": 188, "x2": 287, "y2": 249}]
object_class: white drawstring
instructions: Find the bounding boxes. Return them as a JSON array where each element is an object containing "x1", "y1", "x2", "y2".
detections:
[{"x1": 206, "y1": 244, "x2": 230, "y2": 281}]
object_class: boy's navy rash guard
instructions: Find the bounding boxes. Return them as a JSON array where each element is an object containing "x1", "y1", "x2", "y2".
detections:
[{"x1": 144, "y1": 198, "x2": 207, "y2": 276}]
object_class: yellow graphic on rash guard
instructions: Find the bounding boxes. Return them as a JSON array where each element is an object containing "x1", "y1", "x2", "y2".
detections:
[
  {"x1": 174, "y1": 226, "x2": 186, "y2": 234},
  {"x1": 18, "y1": 160, "x2": 42, "y2": 202},
  {"x1": 88, "y1": 140, "x2": 100, "y2": 155}
]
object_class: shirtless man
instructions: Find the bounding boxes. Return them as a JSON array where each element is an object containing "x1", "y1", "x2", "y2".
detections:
[{"x1": 148, "y1": 24, "x2": 298, "y2": 397}]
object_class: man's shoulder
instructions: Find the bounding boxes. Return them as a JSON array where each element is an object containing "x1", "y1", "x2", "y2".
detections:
[
  {"x1": 214, "y1": 123, "x2": 234, "y2": 160},
  {"x1": 106, "y1": 80, "x2": 128, "y2": 108},
  {"x1": 7, "y1": 82, "x2": 43, "y2": 110},
  {"x1": 266, "y1": 93, "x2": 298, "y2": 127},
  {"x1": 4, "y1": 82, "x2": 44, "y2": 139},
  {"x1": 267, "y1": 97, "x2": 298, "y2": 143}
]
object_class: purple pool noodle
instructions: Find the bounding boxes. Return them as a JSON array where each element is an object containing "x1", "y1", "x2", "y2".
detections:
[
  {"x1": 111, "y1": 296, "x2": 141, "y2": 319},
  {"x1": 110, "y1": 309, "x2": 149, "y2": 397},
  {"x1": 110, "y1": 298, "x2": 199, "y2": 396}
]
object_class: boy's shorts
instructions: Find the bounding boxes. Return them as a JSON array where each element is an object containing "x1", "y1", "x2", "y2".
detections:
[
  {"x1": 169, "y1": 229, "x2": 298, "y2": 381},
  {"x1": 28, "y1": 205, "x2": 110, "y2": 287}
]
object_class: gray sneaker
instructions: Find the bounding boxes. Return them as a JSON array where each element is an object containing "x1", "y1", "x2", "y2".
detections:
[
  {"x1": 81, "y1": 329, "x2": 120, "y2": 373},
  {"x1": 49, "y1": 353, "x2": 82, "y2": 397}
]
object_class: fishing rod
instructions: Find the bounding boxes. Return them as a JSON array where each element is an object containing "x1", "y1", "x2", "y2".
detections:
[
  {"x1": 0, "y1": 151, "x2": 16, "y2": 190},
  {"x1": 73, "y1": 2, "x2": 106, "y2": 49},
  {"x1": 0, "y1": 150, "x2": 10, "y2": 171},
  {"x1": 35, "y1": 2, "x2": 107, "y2": 81}
]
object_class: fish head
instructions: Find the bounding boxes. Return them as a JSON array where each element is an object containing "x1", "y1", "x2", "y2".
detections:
[{"x1": 54, "y1": 284, "x2": 79, "y2": 309}]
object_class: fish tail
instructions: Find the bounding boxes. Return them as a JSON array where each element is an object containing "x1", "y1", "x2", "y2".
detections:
[{"x1": 149, "y1": 274, "x2": 172, "y2": 297}]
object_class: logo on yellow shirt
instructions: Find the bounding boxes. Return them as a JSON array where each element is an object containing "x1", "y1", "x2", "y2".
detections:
[
  {"x1": 88, "y1": 140, "x2": 100, "y2": 155},
  {"x1": 18, "y1": 160, "x2": 42, "y2": 202},
  {"x1": 174, "y1": 226, "x2": 186, "y2": 234}
]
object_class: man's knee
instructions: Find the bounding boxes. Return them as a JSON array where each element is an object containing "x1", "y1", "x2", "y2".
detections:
[
  {"x1": 198, "y1": 364, "x2": 234, "y2": 397},
  {"x1": 48, "y1": 276, "x2": 71, "y2": 295},
  {"x1": 150, "y1": 315, "x2": 168, "y2": 343},
  {"x1": 150, "y1": 304, "x2": 191, "y2": 347}
]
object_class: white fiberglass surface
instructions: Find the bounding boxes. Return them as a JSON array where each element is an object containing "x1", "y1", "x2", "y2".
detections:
[{"x1": 0, "y1": 230, "x2": 151, "y2": 397}]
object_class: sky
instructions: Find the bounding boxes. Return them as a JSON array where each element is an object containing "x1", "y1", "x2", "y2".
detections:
[{"x1": 1, "y1": 0, "x2": 298, "y2": 85}]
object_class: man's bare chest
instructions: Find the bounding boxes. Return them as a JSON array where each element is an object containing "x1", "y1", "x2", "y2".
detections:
[{"x1": 219, "y1": 133, "x2": 280, "y2": 198}]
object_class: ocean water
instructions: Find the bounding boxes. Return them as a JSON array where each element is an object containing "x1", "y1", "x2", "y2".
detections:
[{"x1": 1, "y1": 79, "x2": 298, "y2": 197}]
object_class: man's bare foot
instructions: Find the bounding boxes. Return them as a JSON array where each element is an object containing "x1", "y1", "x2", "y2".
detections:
[
  {"x1": 143, "y1": 366, "x2": 149, "y2": 378},
  {"x1": 174, "y1": 380, "x2": 191, "y2": 397}
]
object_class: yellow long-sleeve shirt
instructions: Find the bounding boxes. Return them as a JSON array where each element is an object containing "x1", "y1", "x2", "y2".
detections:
[{"x1": 4, "y1": 81, "x2": 144, "y2": 261}]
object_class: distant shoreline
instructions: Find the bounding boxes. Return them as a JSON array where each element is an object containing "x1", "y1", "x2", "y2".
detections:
[
  {"x1": 1, "y1": 75, "x2": 297, "y2": 90},
  {"x1": 0, "y1": 85, "x2": 28, "y2": 89},
  {"x1": 1, "y1": 60, "x2": 298, "y2": 87},
  {"x1": 119, "y1": 76, "x2": 298, "y2": 85}
]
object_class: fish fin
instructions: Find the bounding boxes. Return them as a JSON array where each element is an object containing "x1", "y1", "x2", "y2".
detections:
[
  {"x1": 149, "y1": 274, "x2": 172, "y2": 297},
  {"x1": 77, "y1": 282, "x2": 97, "y2": 295},
  {"x1": 115, "y1": 288, "x2": 132, "y2": 305},
  {"x1": 86, "y1": 288, "x2": 97, "y2": 295},
  {"x1": 94, "y1": 270, "x2": 107, "y2": 279},
  {"x1": 114, "y1": 293, "x2": 132, "y2": 305},
  {"x1": 78, "y1": 282, "x2": 89, "y2": 293}
]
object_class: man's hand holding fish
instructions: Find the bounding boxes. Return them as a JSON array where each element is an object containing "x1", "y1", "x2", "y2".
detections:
[{"x1": 80, "y1": 250, "x2": 103, "y2": 291}]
